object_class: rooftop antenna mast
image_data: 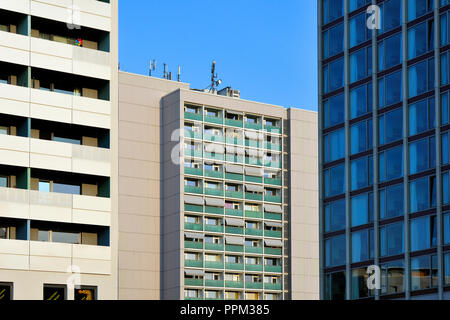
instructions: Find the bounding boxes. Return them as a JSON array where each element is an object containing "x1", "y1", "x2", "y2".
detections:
[
  {"x1": 149, "y1": 59, "x2": 156, "y2": 76},
  {"x1": 206, "y1": 60, "x2": 222, "y2": 93}
]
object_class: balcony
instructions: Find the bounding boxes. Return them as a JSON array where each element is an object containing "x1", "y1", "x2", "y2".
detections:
[
  {"x1": 0, "y1": 135, "x2": 111, "y2": 177},
  {"x1": 245, "y1": 158, "x2": 263, "y2": 166},
  {"x1": 225, "y1": 137, "x2": 243, "y2": 145},
  {"x1": 264, "y1": 213, "x2": 282, "y2": 221},
  {"x1": 225, "y1": 263, "x2": 244, "y2": 271},
  {"x1": 225, "y1": 191, "x2": 244, "y2": 199},
  {"x1": 204, "y1": 225, "x2": 224, "y2": 233},
  {"x1": 245, "y1": 246, "x2": 263, "y2": 254},
  {"x1": 225, "y1": 227, "x2": 244, "y2": 235},
  {"x1": 245, "y1": 140, "x2": 262, "y2": 148},
  {"x1": 185, "y1": 112, "x2": 203, "y2": 121},
  {"x1": 204, "y1": 188, "x2": 224, "y2": 197},
  {"x1": 245, "y1": 211, "x2": 263, "y2": 219},
  {"x1": 205, "y1": 261, "x2": 224, "y2": 269},
  {"x1": 205, "y1": 206, "x2": 224, "y2": 215},
  {"x1": 185, "y1": 241, "x2": 203, "y2": 250},
  {"x1": 264, "y1": 125, "x2": 281, "y2": 134},
  {"x1": 184, "y1": 185, "x2": 203, "y2": 194},
  {"x1": 245, "y1": 175, "x2": 263, "y2": 183},
  {"x1": 185, "y1": 260, "x2": 203, "y2": 268},
  {"x1": 225, "y1": 209, "x2": 243, "y2": 217},
  {"x1": 245, "y1": 228, "x2": 263, "y2": 237},
  {"x1": 264, "y1": 283, "x2": 282, "y2": 291},
  {"x1": 205, "y1": 243, "x2": 224, "y2": 251},
  {"x1": 225, "y1": 119, "x2": 243, "y2": 128},
  {"x1": 225, "y1": 245, "x2": 244, "y2": 253},
  {"x1": 264, "y1": 247, "x2": 282, "y2": 255},
  {"x1": 265, "y1": 161, "x2": 282, "y2": 169},
  {"x1": 184, "y1": 130, "x2": 202, "y2": 140},
  {"x1": 184, "y1": 167, "x2": 203, "y2": 176},
  {"x1": 264, "y1": 142, "x2": 282, "y2": 151},
  {"x1": 246, "y1": 265, "x2": 264, "y2": 272},
  {"x1": 205, "y1": 279, "x2": 224, "y2": 287},
  {"x1": 204, "y1": 134, "x2": 224, "y2": 143},
  {"x1": 204, "y1": 152, "x2": 224, "y2": 161},
  {"x1": 264, "y1": 178, "x2": 282, "y2": 186},
  {"x1": 246, "y1": 282, "x2": 263, "y2": 289},
  {"x1": 185, "y1": 278, "x2": 203, "y2": 287},
  {"x1": 264, "y1": 265, "x2": 282, "y2": 273},
  {"x1": 0, "y1": 188, "x2": 110, "y2": 226},
  {"x1": 264, "y1": 230, "x2": 282, "y2": 238},
  {"x1": 225, "y1": 173, "x2": 243, "y2": 181},
  {"x1": 184, "y1": 149, "x2": 203, "y2": 158},
  {"x1": 204, "y1": 115, "x2": 223, "y2": 125},
  {"x1": 245, "y1": 193, "x2": 263, "y2": 201},
  {"x1": 184, "y1": 204, "x2": 203, "y2": 213},
  {"x1": 204, "y1": 170, "x2": 223, "y2": 179},
  {"x1": 184, "y1": 223, "x2": 203, "y2": 231},
  {"x1": 264, "y1": 195, "x2": 282, "y2": 203},
  {"x1": 245, "y1": 122, "x2": 262, "y2": 130},
  {"x1": 225, "y1": 281, "x2": 244, "y2": 289},
  {"x1": 225, "y1": 155, "x2": 244, "y2": 163}
]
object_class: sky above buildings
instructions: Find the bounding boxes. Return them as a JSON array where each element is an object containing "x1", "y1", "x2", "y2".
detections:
[{"x1": 119, "y1": 0, "x2": 318, "y2": 111}]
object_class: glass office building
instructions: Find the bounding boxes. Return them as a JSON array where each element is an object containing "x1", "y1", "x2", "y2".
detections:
[{"x1": 319, "y1": 0, "x2": 450, "y2": 299}]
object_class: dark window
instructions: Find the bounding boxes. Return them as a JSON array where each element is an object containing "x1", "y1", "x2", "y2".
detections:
[
  {"x1": 379, "y1": 108, "x2": 403, "y2": 145},
  {"x1": 408, "y1": 19, "x2": 435, "y2": 59},
  {"x1": 410, "y1": 175, "x2": 437, "y2": 213},
  {"x1": 325, "y1": 199, "x2": 346, "y2": 232},
  {"x1": 380, "y1": 221, "x2": 404, "y2": 257},
  {"x1": 324, "y1": 93, "x2": 345, "y2": 128},
  {"x1": 352, "y1": 267, "x2": 374, "y2": 299},
  {"x1": 74, "y1": 287, "x2": 97, "y2": 300},
  {"x1": 410, "y1": 215, "x2": 437, "y2": 252},
  {"x1": 381, "y1": 260, "x2": 405, "y2": 295},
  {"x1": 351, "y1": 82, "x2": 373, "y2": 119},
  {"x1": 379, "y1": 32, "x2": 402, "y2": 71},
  {"x1": 43, "y1": 285, "x2": 66, "y2": 301},
  {"x1": 325, "y1": 271, "x2": 346, "y2": 300},
  {"x1": 325, "y1": 234, "x2": 346, "y2": 267},
  {"x1": 0, "y1": 283, "x2": 12, "y2": 300},
  {"x1": 380, "y1": 184, "x2": 404, "y2": 219},
  {"x1": 409, "y1": 97, "x2": 436, "y2": 136},
  {"x1": 411, "y1": 255, "x2": 438, "y2": 291}
]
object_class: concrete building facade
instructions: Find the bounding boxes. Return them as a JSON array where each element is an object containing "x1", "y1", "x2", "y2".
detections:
[{"x1": 0, "y1": 0, "x2": 118, "y2": 300}]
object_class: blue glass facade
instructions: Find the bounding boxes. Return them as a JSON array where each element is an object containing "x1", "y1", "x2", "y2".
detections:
[{"x1": 319, "y1": 0, "x2": 450, "y2": 300}]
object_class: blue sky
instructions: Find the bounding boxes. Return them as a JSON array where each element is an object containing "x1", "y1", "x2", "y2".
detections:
[{"x1": 119, "y1": 0, "x2": 317, "y2": 111}]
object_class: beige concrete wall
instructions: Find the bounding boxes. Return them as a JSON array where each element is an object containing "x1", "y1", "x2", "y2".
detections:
[
  {"x1": 288, "y1": 108, "x2": 319, "y2": 300},
  {"x1": 118, "y1": 72, "x2": 188, "y2": 300}
]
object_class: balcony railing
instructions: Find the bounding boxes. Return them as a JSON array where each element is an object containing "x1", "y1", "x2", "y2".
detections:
[
  {"x1": 205, "y1": 279, "x2": 224, "y2": 287},
  {"x1": 225, "y1": 263, "x2": 244, "y2": 270},
  {"x1": 184, "y1": 204, "x2": 203, "y2": 213},
  {"x1": 184, "y1": 130, "x2": 203, "y2": 140},
  {"x1": 204, "y1": 170, "x2": 223, "y2": 179},
  {"x1": 225, "y1": 227, "x2": 244, "y2": 235},
  {"x1": 245, "y1": 193, "x2": 263, "y2": 201},
  {"x1": 184, "y1": 167, "x2": 203, "y2": 176},
  {"x1": 245, "y1": 246, "x2": 263, "y2": 254},
  {"x1": 225, "y1": 281, "x2": 244, "y2": 289},
  {"x1": 225, "y1": 208, "x2": 244, "y2": 217},
  {"x1": 245, "y1": 228, "x2": 263, "y2": 237},
  {"x1": 204, "y1": 188, "x2": 224, "y2": 197},
  {"x1": 225, "y1": 191, "x2": 244, "y2": 199},
  {"x1": 245, "y1": 265, "x2": 264, "y2": 272},
  {"x1": 264, "y1": 213, "x2": 282, "y2": 221},
  {"x1": 245, "y1": 281, "x2": 263, "y2": 289},
  {"x1": 225, "y1": 245, "x2": 244, "y2": 253},
  {"x1": 185, "y1": 278, "x2": 203, "y2": 286},
  {"x1": 264, "y1": 125, "x2": 281, "y2": 134},
  {"x1": 205, "y1": 206, "x2": 224, "y2": 215},
  {"x1": 264, "y1": 283, "x2": 282, "y2": 291},
  {"x1": 264, "y1": 178, "x2": 282, "y2": 186},
  {"x1": 184, "y1": 185, "x2": 203, "y2": 194},
  {"x1": 205, "y1": 243, "x2": 224, "y2": 251},
  {"x1": 264, "y1": 195, "x2": 282, "y2": 203},
  {"x1": 185, "y1": 112, "x2": 203, "y2": 121},
  {"x1": 185, "y1": 260, "x2": 203, "y2": 268},
  {"x1": 225, "y1": 173, "x2": 243, "y2": 181},
  {"x1": 264, "y1": 230, "x2": 282, "y2": 238},
  {"x1": 264, "y1": 265, "x2": 282, "y2": 273},
  {"x1": 185, "y1": 241, "x2": 203, "y2": 249},
  {"x1": 225, "y1": 119, "x2": 243, "y2": 128},
  {"x1": 245, "y1": 122, "x2": 262, "y2": 130},
  {"x1": 185, "y1": 223, "x2": 203, "y2": 231},
  {"x1": 204, "y1": 225, "x2": 224, "y2": 233},
  {"x1": 205, "y1": 261, "x2": 224, "y2": 269},
  {"x1": 245, "y1": 176, "x2": 263, "y2": 183},
  {"x1": 245, "y1": 211, "x2": 263, "y2": 219},
  {"x1": 264, "y1": 247, "x2": 283, "y2": 255},
  {"x1": 204, "y1": 134, "x2": 224, "y2": 143},
  {"x1": 204, "y1": 115, "x2": 223, "y2": 124}
]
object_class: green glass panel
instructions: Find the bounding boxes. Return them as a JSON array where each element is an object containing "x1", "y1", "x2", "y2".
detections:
[
  {"x1": 185, "y1": 241, "x2": 203, "y2": 249},
  {"x1": 245, "y1": 122, "x2": 262, "y2": 130},
  {"x1": 184, "y1": 112, "x2": 203, "y2": 121},
  {"x1": 204, "y1": 170, "x2": 223, "y2": 179},
  {"x1": 245, "y1": 281, "x2": 263, "y2": 289},
  {"x1": 245, "y1": 175, "x2": 263, "y2": 183},
  {"x1": 245, "y1": 246, "x2": 263, "y2": 254},
  {"x1": 184, "y1": 167, "x2": 203, "y2": 176},
  {"x1": 264, "y1": 265, "x2": 282, "y2": 273},
  {"x1": 225, "y1": 281, "x2": 244, "y2": 289},
  {"x1": 225, "y1": 245, "x2": 244, "y2": 253},
  {"x1": 225, "y1": 173, "x2": 243, "y2": 181},
  {"x1": 245, "y1": 193, "x2": 263, "y2": 201},
  {"x1": 264, "y1": 247, "x2": 282, "y2": 255},
  {"x1": 205, "y1": 261, "x2": 224, "y2": 269},
  {"x1": 264, "y1": 230, "x2": 282, "y2": 238},
  {"x1": 184, "y1": 204, "x2": 203, "y2": 213},
  {"x1": 185, "y1": 260, "x2": 203, "y2": 268},
  {"x1": 205, "y1": 280, "x2": 224, "y2": 287},
  {"x1": 264, "y1": 283, "x2": 282, "y2": 290},
  {"x1": 245, "y1": 265, "x2": 264, "y2": 272},
  {"x1": 225, "y1": 119, "x2": 243, "y2": 128},
  {"x1": 245, "y1": 228, "x2": 263, "y2": 236},
  {"x1": 264, "y1": 213, "x2": 282, "y2": 221},
  {"x1": 264, "y1": 178, "x2": 282, "y2": 186},
  {"x1": 225, "y1": 227, "x2": 244, "y2": 235},
  {"x1": 205, "y1": 115, "x2": 223, "y2": 124},
  {"x1": 225, "y1": 209, "x2": 243, "y2": 217},
  {"x1": 204, "y1": 188, "x2": 224, "y2": 196},
  {"x1": 184, "y1": 278, "x2": 203, "y2": 286},
  {"x1": 204, "y1": 225, "x2": 224, "y2": 233},
  {"x1": 264, "y1": 195, "x2": 282, "y2": 203},
  {"x1": 184, "y1": 185, "x2": 203, "y2": 194},
  {"x1": 205, "y1": 243, "x2": 224, "y2": 251},
  {"x1": 245, "y1": 211, "x2": 263, "y2": 219},
  {"x1": 205, "y1": 206, "x2": 224, "y2": 214},
  {"x1": 225, "y1": 263, "x2": 244, "y2": 270},
  {"x1": 184, "y1": 223, "x2": 203, "y2": 231}
]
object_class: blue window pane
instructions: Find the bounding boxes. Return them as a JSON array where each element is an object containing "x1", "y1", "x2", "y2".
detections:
[
  {"x1": 351, "y1": 120, "x2": 372, "y2": 154},
  {"x1": 380, "y1": 184, "x2": 404, "y2": 219},
  {"x1": 408, "y1": 21, "x2": 433, "y2": 59},
  {"x1": 379, "y1": 71, "x2": 402, "y2": 107},
  {"x1": 409, "y1": 59, "x2": 434, "y2": 98},
  {"x1": 444, "y1": 172, "x2": 449, "y2": 205},
  {"x1": 351, "y1": 156, "x2": 372, "y2": 191},
  {"x1": 325, "y1": 164, "x2": 346, "y2": 197},
  {"x1": 380, "y1": 0, "x2": 402, "y2": 33},
  {"x1": 325, "y1": 234, "x2": 346, "y2": 267},
  {"x1": 324, "y1": 128, "x2": 345, "y2": 162},
  {"x1": 442, "y1": 52, "x2": 449, "y2": 86},
  {"x1": 444, "y1": 213, "x2": 450, "y2": 245},
  {"x1": 441, "y1": 13, "x2": 448, "y2": 46},
  {"x1": 409, "y1": 137, "x2": 436, "y2": 174},
  {"x1": 410, "y1": 216, "x2": 431, "y2": 251},
  {"x1": 443, "y1": 92, "x2": 449, "y2": 125},
  {"x1": 410, "y1": 176, "x2": 437, "y2": 212},
  {"x1": 408, "y1": 0, "x2": 434, "y2": 21},
  {"x1": 325, "y1": 199, "x2": 346, "y2": 232},
  {"x1": 351, "y1": 193, "x2": 371, "y2": 227},
  {"x1": 350, "y1": 0, "x2": 371, "y2": 11},
  {"x1": 445, "y1": 253, "x2": 450, "y2": 286},
  {"x1": 379, "y1": 108, "x2": 403, "y2": 145},
  {"x1": 351, "y1": 83, "x2": 373, "y2": 119},
  {"x1": 350, "y1": 12, "x2": 370, "y2": 47},
  {"x1": 324, "y1": 93, "x2": 345, "y2": 128},
  {"x1": 323, "y1": 0, "x2": 343, "y2": 24},
  {"x1": 443, "y1": 133, "x2": 449, "y2": 165},
  {"x1": 379, "y1": 33, "x2": 402, "y2": 71},
  {"x1": 325, "y1": 58, "x2": 344, "y2": 93},
  {"x1": 323, "y1": 23, "x2": 344, "y2": 58},
  {"x1": 409, "y1": 98, "x2": 435, "y2": 135},
  {"x1": 352, "y1": 230, "x2": 369, "y2": 263},
  {"x1": 379, "y1": 146, "x2": 403, "y2": 182},
  {"x1": 350, "y1": 47, "x2": 371, "y2": 83},
  {"x1": 381, "y1": 222, "x2": 404, "y2": 257}
]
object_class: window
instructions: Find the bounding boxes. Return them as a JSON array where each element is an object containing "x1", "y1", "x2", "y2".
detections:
[
  {"x1": 408, "y1": 0, "x2": 433, "y2": 21},
  {"x1": 53, "y1": 182, "x2": 81, "y2": 195},
  {"x1": 444, "y1": 212, "x2": 450, "y2": 244},
  {"x1": 409, "y1": 97, "x2": 436, "y2": 136},
  {"x1": 411, "y1": 255, "x2": 438, "y2": 291},
  {"x1": 379, "y1": 71, "x2": 403, "y2": 108},
  {"x1": 352, "y1": 229, "x2": 374, "y2": 263},
  {"x1": 350, "y1": 0, "x2": 371, "y2": 12},
  {"x1": 351, "y1": 82, "x2": 373, "y2": 119},
  {"x1": 379, "y1": 0, "x2": 402, "y2": 33},
  {"x1": 379, "y1": 108, "x2": 403, "y2": 145},
  {"x1": 185, "y1": 289, "x2": 200, "y2": 298},
  {"x1": 38, "y1": 181, "x2": 50, "y2": 192},
  {"x1": 74, "y1": 287, "x2": 97, "y2": 301},
  {"x1": 325, "y1": 234, "x2": 346, "y2": 267},
  {"x1": 443, "y1": 132, "x2": 450, "y2": 165},
  {"x1": 323, "y1": 23, "x2": 344, "y2": 59},
  {"x1": 410, "y1": 215, "x2": 437, "y2": 252},
  {"x1": 351, "y1": 155, "x2": 373, "y2": 191},
  {"x1": 324, "y1": 163, "x2": 345, "y2": 197},
  {"x1": 410, "y1": 176, "x2": 437, "y2": 212},
  {"x1": 380, "y1": 221, "x2": 404, "y2": 257},
  {"x1": 441, "y1": 51, "x2": 450, "y2": 86},
  {"x1": 324, "y1": 128, "x2": 345, "y2": 162},
  {"x1": 378, "y1": 33, "x2": 402, "y2": 71},
  {"x1": 445, "y1": 252, "x2": 450, "y2": 285},
  {"x1": 0, "y1": 176, "x2": 8, "y2": 188},
  {"x1": 381, "y1": 260, "x2": 405, "y2": 294},
  {"x1": 323, "y1": 58, "x2": 344, "y2": 93},
  {"x1": 351, "y1": 119, "x2": 373, "y2": 155},
  {"x1": 408, "y1": 20, "x2": 434, "y2": 59},
  {"x1": 325, "y1": 199, "x2": 346, "y2": 232},
  {"x1": 325, "y1": 271, "x2": 346, "y2": 300},
  {"x1": 352, "y1": 268, "x2": 374, "y2": 299},
  {"x1": 43, "y1": 285, "x2": 66, "y2": 301},
  {"x1": 350, "y1": 46, "x2": 372, "y2": 83},
  {"x1": 323, "y1": 93, "x2": 344, "y2": 128},
  {"x1": 441, "y1": 11, "x2": 450, "y2": 46},
  {"x1": 409, "y1": 58, "x2": 434, "y2": 98},
  {"x1": 380, "y1": 184, "x2": 404, "y2": 219},
  {"x1": 379, "y1": 145, "x2": 404, "y2": 182},
  {"x1": 443, "y1": 92, "x2": 450, "y2": 125},
  {"x1": 0, "y1": 126, "x2": 8, "y2": 135},
  {"x1": 349, "y1": 12, "x2": 371, "y2": 48},
  {"x1": 322, "y1": 0, "x2": 343, "y2": 24},
  {"x1": 409, "y1": 136, "x2": 436, "y2": 174},
  {"x1": 0, "y1": 283, "x2": 12, "y2": 300},
  {"x1": 444, "y1": 172, "x2": 449, "y2": 205},
  {"x1": 52, "y1": 231, "x2": 80, "y2": 244},
  {"x1": 351, "y1": 192, "x2": 374, "y2": 227}
]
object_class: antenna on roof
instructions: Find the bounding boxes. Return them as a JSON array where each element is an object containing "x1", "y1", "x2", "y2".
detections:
[
  {"x1": 205, "y1": 60, "x2": 222, "y2": 93},
  {"x1": 149, "y1": 59, "x2": 156, "y2": 76},
  {"x1": 177, "y1": 66, "x2": 181, "y2": 82}
]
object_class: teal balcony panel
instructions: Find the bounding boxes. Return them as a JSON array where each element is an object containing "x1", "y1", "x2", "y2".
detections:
[
  {"x1": 264, "y1": 213, "x2": 282, "y2": 221},
  {"x1": 184, "y1": 167, "x2": 203, "y2": 176},
  {"x1": 245, "y1": 281, "x2": 263, "y2": 289},
  {"x1": 225, "y1": 263, "x2": 244, "y2": 271},
  {"x1": 225, "y1": 227, "x2": 244, "y2": 235},
  {"x1": 204, "y1": 115, "x2": 223, "y2": 124},
  {"x1": 225, "y1": 191, "x2": 244, "y2": 199},
  {"x1": 264, "y1": 125, "x2": 281, "y2": 134},
  {"x1": 205, "y1": 243, "x2": 224, "y2": 251},
  {"x1": 184, "y1": 150, "x2": 203, "y2": 158},
  {"x1": 245, "y1": 211, "x2": 263, "y2": 219},
  {"x1": 245, "y1": 246, "x2": 263, "y2": 254},
  {"x1": 225, "y1": 245, "x2": 244, "y2": 253},
  {"x1": 185, "y1": 241, "x2": 203, "y2": 249},
  {"x1": 264, "y1": 247, "x2": 282, "y2": 255},
  {"x1": 264, "y1": 178, "x2": 282, "y2": 186},
  {"x1": 184, "y1": 278, "x2": 204, "y2": 286},
  {"x1": 185, "y1": 260, "x2": 203, "y2": 268},
  {"x1": 204, "y1": 153, "x2": 225, "y2": 161},
  {"x1": 245, "y1": 193, "x2": 263, "y2": 201},
  {"x1": 225, "y1": 281, "x2": 244, "y2": 289},
  {"x1": 205, "y1": 280, "x2": 224, "y2": 287},
  {"x1": 225, "y1": 209, "x2": 244, "y2": 217},
  {"x1": 204, "y1": 170, "x2": 223, "y2": 179},
  {"x1": 184, "y1": 185, "x2": 203, "y2": 194},
  {"x1": 264, "y1": 265, "x2": 282, "y2": 273},
  {"x1": 264, "y1": 230, "x2": 282, "y2": 238},
  {"x1": 225, "y1": 173, "x2": 243, "y2": 181},
  {"x1": 204, "y1": 225, "x2": 224, "y2": 233},
  {"x1": 184, "y1": 112, "x2": 203, "y2": 121},
  {"x1": 225, "y1": 119, "x2": 243, "y2": 128},
  {"x1": 205, "y1": 206, "x2": 224, "y2": 215},
  {"x1": 205, "y1": 261, "x2": 224, "y2": 269},
  {"x1": 264, "y1": 283, "x2": 282, "y2": 291},
  {"x1": 184, "y1": 223, "x2": 203, "y2": 231},
  {"x1": 245, "y1": 122, "x2": 262, "y2": 130},
  {"x1": 245, "y1": 228, "x2": 263, "y2": 237},
  {"x1": 264, "y1": 195, "x2": 282, "y2": 203},
  {"x1": 204, "y1": 188, "x2": 224, "y2": 197},
  {"x1": 245, "y1": 175, "x2": 263, "y2": 183},
  {"x1": 184, "y1": 204, "x2": 203, "y2": 213},
  {"x1": 204, "y1": 134, "x2": 224, "y2": 143},
  {"x1": 245, "y1": 265, "x2": 264, "y2": 272}
]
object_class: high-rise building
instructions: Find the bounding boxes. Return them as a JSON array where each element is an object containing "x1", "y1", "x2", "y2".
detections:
[
  {"x1": 319, "y1": 0, "x2": 450, "y2": 300},
  {"x1": 117, "y1": 72, "x2": 319, "y2": 300},
  {"x1": 0, "y1": 0, "x2": 118, "y2": 300}
]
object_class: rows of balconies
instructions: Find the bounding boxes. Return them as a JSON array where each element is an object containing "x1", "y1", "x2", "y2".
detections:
[
  {"x1": 184, "y1": 204, "x2": 283, "y2": 221},
  {"x1": 184, "y1": 222, "x2": 282, "y2": 239}
]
